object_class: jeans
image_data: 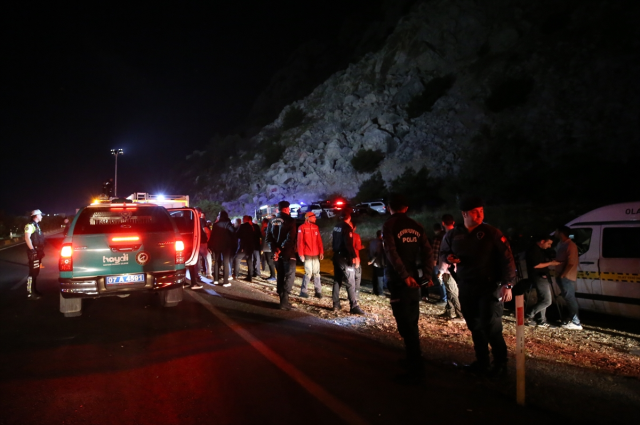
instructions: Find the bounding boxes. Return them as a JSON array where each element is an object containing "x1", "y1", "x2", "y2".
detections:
[
  {"x1": 526, "y1": 276, "x2": 552, "y2": 323},
  {"x1": 557, "y1": 277, "x2": 581, "y2": 325},
  {"x1": 234, "y1": 250, "x2": 254, "y2": 280},
  {"x1": 212, "y1": 249, "x2": 231, "y2": 284},
  {"x1": 442, "y1": 273, "x2": 462, "y2": 318},
  {"x1": 371, "y1": 266, "x2": 384, "y2": 295},
  {"x1": 251, "y1": 250, "x2": 261, "y2": 276},
  {"x1": 301, "y1": 255, "x2": 322, "y2": 295}
]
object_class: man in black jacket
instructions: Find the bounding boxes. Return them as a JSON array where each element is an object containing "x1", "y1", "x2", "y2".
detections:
[
  {"x1": 266, "y1": 201, "x2": 297, "y2": 310},
  {"x1": 251, "y1": 219, "x2": 263, "y2": 278},
  {"x1": 382, "y1": 194, "x2": 433, "y2": 382},
  {"x1": 332, "y1": 211, "x2": 364, "y2": 314},
  {"x1": 209, "y1": 210, "x2": 235, "y2": 287},
  {"x1": 234, "y1": 216, "x2": 256, "y2": 282},
  {"x1": 439, "y1": 196, "x2": 516, "y2": 378}
]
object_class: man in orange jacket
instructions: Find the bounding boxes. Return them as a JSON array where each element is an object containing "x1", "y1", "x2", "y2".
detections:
[{"x1": 297, "y1": 212, "x2": 324, "y2": 298}]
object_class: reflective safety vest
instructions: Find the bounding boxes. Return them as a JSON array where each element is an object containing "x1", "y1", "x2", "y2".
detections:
[{"x1": 25, "y1": 221, "x2": 45, "y2": 248}]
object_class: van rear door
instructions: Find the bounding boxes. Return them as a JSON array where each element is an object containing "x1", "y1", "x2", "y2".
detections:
[
  {"x1": 567, "y1": 226, "x2": 603, "y2": 314},
  {"x1": 168, "y1": 208, "x2": 201, "y2": 266}
]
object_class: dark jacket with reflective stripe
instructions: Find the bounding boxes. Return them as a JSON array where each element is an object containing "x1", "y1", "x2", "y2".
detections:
[
  {"x1": 382, "y1": 213, "x2": 433, "y2": 281},
  {"x1": 266, "y1": 213, "x2": 296, "y2": 258},
  {"x1": 439, "y1": 223, "x2": 516, "y2": 295},
  {"x1": 332, "y1": 221, "x2": 356, "y2": 260}
]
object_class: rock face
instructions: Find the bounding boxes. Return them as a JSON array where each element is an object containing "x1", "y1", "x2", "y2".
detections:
[{"x1": 196, "y1": 0, "x2": 640, "y2": 214}]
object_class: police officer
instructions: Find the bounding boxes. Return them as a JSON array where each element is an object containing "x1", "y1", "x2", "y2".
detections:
[
  {"x1": 265, "y1": 200, "x2": 297, "y2": 310},
  {"x1": 331, "y1": 211, "x2": 364, "y2": 314},
  {"x1": 25, "y1": 209, "x2": 45, "y2": 299},
  {"x1": 439, "y1": 196, "x2": 516, "y2": 378},
  {"x1": 382, "y1": 194, "x2": 433, "y2": 382}
]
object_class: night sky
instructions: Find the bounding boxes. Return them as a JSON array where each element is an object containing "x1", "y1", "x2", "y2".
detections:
[{"x1": 2, "y1": 2, "x2": 369, "y2": 215}]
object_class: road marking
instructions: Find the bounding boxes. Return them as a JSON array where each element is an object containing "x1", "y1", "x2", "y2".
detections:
[
  {"x1": 0, "y1": 242, "x2": 25, "y2": 251},
  {"x1": 187, "y1": 290, "x2": 369, "y2": 425},
  {"x1": 11, "y1": 277, "x2": 27, "y2": 291}
]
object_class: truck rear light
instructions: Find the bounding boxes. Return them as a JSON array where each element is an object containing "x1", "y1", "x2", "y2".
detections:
[
  {"x1": 175, "y1": 240, "x2": 185, "y2": 264},
  {"x1": 112, "y1": 236, "x2": 140, "y2": 242},
  {"x1": 59, "y1": 243, "x2": 73, "y2": 271}
]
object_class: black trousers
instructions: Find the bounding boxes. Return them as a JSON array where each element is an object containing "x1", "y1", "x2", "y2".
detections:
[
  {"x1": 459, "y1": 288, "x2": 507, "y2": 365},
  {"x1": 332, "y1": 256, "x2": 358, "y2": 309},
  {"x1": 212, "y1": 249, "x2": 231, "y2": 284},
  {"x1": 234, "y1": 250, "x2": 254, "y2": 279},
  {"x1": 27, "y1": 249, "x2": 42, "y2": 278},
  {"x1": 387, "y1": 276, "x2": 422, "y2": 362},
  {"x1": 275, "y1": 257, "x2": 296, "y2": 305},
  {"x1": 263, "y1": 251, "x2": 276, "y2": 278},
  {"x1": 371, "y1": 266, "x2": 384, "y2": 295}
]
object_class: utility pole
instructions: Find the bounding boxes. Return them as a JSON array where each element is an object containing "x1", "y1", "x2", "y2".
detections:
[{"x1": 111, "y1": 149, "x2": 124, "y2": 197}]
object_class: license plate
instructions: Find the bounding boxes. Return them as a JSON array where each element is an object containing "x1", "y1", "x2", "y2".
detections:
[{"x1": 106, "y1": 273, "x2": 145, "y2": 285}]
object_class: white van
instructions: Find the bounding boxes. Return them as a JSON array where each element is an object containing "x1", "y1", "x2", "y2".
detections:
[{"x1": 563, "y1": 202, "x2": 640, "y2": 319}]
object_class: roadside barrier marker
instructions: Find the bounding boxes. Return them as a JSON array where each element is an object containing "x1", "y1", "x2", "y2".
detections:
[
  {"x1": 187, "y1": 290, "x2": 369, "y2": 425},
  {"x1": 515, "y1": 294, "x2": 525, "y2": 406}
]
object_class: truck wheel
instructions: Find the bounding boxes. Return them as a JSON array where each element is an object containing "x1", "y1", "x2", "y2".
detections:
[
  {"x1": 60, "y1": 293, "x2": 82, "y2": 317},
  {"x1": 160, "y1": 286, "x2": 183, "y2": 307}
]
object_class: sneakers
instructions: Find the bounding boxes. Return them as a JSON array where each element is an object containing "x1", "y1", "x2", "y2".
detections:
[
  {"x1": 222, "y1": 282, "x2": 232, "y2": 287},
  {"x1": 350, "y1": 306, "x2": 365, "y2": 315},
  {"x1": 314, "y1": 292, "x2": 323, "y2": 299},
  {"x1": 450, "y1": 317, "x2": 466, "y2": 324},
  {"x1": 439, "y1": 312, "x2": 454, "y2": 319},
  {"x1": 562, "y1": 322, "x2": 583, "y2": 330},
  {"x1": 266, "y1": 277, "x2": 276, "y2": 282},
  {"x1": 190, "y1": 284, "x2": 203, "y2": 290},
  {"x1": 213, "y1": 281, "x2": 219, "y2": 285},
  {"x1": 299, "y1": 292, "x2": 309, "y2": 298},
  {"x1": 537, "y1": 322, "x2": 550, "y2": 328},
  {"x1": 524, "y1": 318, "x2": 537, "y2": 327}
]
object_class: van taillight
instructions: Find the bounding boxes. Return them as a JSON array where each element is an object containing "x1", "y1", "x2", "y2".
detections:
[
  {"x1": 59, "y1": 243, "x2": 73, "y2": 271},
  {"x1": 175, "y1": 240, "x2": 185, "y2": 264}
]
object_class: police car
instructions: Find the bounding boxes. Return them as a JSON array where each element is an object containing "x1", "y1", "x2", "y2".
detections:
[{"x1": 58, "y1": 200, "x2": 201, "y2": 317}]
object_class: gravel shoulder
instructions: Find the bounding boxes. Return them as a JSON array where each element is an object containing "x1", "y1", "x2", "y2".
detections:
[{"x1": 220, "y1": 266, "x2": 640, "y2": 424}]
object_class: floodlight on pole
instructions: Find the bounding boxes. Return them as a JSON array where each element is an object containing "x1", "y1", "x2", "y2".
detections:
[{"x1": 111, "y1": 148, "x2": 124, "y2": 197}]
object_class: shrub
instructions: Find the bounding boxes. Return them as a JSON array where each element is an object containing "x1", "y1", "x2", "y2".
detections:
[
  {"x1": 351, "y1": 149, "x2": 385, "y2": 173},
  {"x1": 259, "y1": 134, "x2": 286, "y2": 167},
  {"x1": 388, "y1": 167, "x2": 442, "y2": 209},
  {"x1": 405, "y1": 74, "x2": 456, "y2": 119},
  {"x1": 354, "y1": 172, "x2": 387, "y2": 203},
  {"x1": 282, "y1": 106, "x2": 305, "y2": 131},
  {"x1": 196, "y1": 199, "x2": 225, "y2": 220},
  {"x1": 485, "y1": 77, "x2": 534, "y2": 112}
]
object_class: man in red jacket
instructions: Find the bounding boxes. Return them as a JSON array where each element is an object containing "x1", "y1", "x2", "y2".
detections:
[{"x1": 297, "y1": 212, "x2": 324, "y2": 298}]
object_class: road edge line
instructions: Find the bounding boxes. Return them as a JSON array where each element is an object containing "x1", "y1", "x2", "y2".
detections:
[{"x1": 187, "y1": 290, "x2": 369, "y2": 425}]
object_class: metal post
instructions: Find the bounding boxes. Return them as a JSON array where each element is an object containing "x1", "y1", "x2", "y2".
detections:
[
  {"x1": 111, "y1": 149, "x2": 123, "y2": 197},
  {"x1": 515, "y1": 294, "x2": 526, "y2": 406}
]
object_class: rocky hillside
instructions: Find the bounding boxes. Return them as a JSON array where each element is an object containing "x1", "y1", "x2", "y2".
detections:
[{"x1": 192, "y1": 0, "x2": 640, "y2": 214}]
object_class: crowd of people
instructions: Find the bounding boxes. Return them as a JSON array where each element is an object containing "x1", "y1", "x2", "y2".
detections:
[{"x1": 176, "y1": 194, "x2": 583, "y2": 384}]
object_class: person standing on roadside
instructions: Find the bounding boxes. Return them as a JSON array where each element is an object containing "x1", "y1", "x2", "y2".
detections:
[
  {"x1": 25, "y1": 209, "x2": 45, "y2": 299},
  {"x1": 261, "y1": 217, "x2": 276, "y2": 281},
  {"x1": 251, "y1": 219, "x2": 262, "y2": 278},
  {"x1": 524, "y1": 235, "x2": 556, "y2": 327},
  {"x1": 297, "y1": 212, "x2": 324, "y2": 298},
  {"x1": 554, "y1": 226, "x2": 582, "y2": 330},
  {"x1": 439, "y1": 196, "x2": 516, "y2": 378},
  {"x1": 186, "y1": 207, "x2": 205, "y2": 290},
  {"x1": 234, "y1": 216, "x2": 256, "y2": 282},
  {"x1": 352, "y1": 224, "x2": 364, "y2": 297},
  {"x1": 382, "y1": 194, "x2": 433, "y2": 383},
  {"x1": 425, "y1": 223, "x2": 447, "y2": 307},
  {"x1": 266, "y1": 201, "x2": 297, "y2": 310},
  {"x1": 331, "y1": 211, "x2": 364, "y2": 314},
  {"x1": 436, "y1": 214, "x2": 464, "y2": 323},
  {"x1": 209, "y1": 210, "x2": 235, "y2": 287},
  {"x1": 368, "y1": 230, "x2": 385, "y2": 296}
]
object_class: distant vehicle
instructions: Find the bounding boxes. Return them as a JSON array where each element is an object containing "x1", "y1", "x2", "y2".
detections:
[
  {"x1": 356, "y1": 200, "x2": 387, "y2": 214},
  {"x1": 352, "y1": 204, "x2": 378, "y2": 217},
  {"x1": 561, "y1": 202, "x2": 640, "y2": 319},
  {"x1": 58, "y1": 201, "x2": 201, "y2": 317},
  {"x1": 289, "y1": 203, "x2": 301, "y2": 218},
  {"x1": 297, "y1": 203, "x2": 324, "y2": 218}
]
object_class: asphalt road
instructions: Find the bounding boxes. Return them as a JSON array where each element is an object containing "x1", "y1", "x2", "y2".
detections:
[{"x1": 0, "y1": 236, "x2": 564, "y2": 425}]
